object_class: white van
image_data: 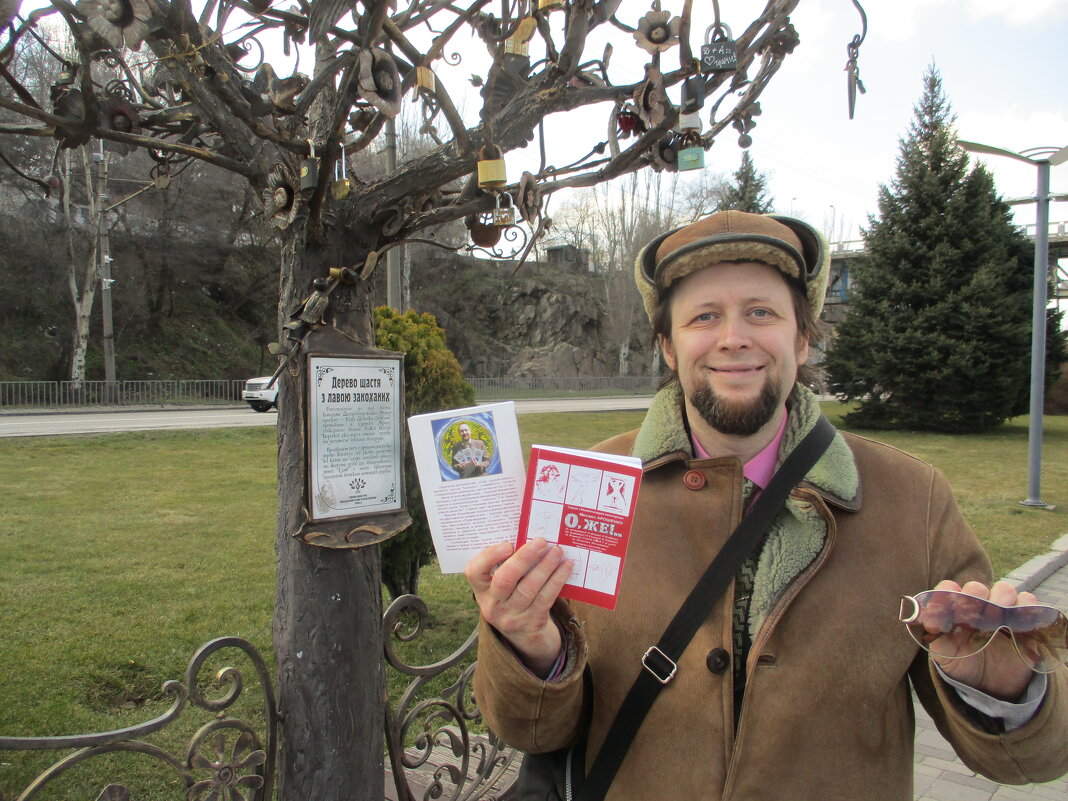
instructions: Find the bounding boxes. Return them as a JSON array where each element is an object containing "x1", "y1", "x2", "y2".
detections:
[{"x1": 241, "y1": 377, "x2": 278, "y2": 412}]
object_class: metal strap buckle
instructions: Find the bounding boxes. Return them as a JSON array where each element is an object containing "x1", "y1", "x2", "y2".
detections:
[{"x1": 641, "y1": 646, "x2": 677, "y2": 684}]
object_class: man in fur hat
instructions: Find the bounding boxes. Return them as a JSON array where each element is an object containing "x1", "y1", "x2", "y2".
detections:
[{"x1": 466, "y1": 211, "x2": 1068, "y2": 800}]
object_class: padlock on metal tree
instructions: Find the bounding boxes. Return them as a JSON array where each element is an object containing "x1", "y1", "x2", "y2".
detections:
[
  {"x1": 538, "y1": 0, "x2": 564, "y2": 12},
  {"x1": 331, "y1": 150, "x2": 351, "y2": 200},
  {"x1": 492, "y1": 193, "x2": 516, "y2": 226},
  {"x1": 505, "y1": 16, "x2": 537, "y2": 56},
  {"x1": 617, "y1": 106, "x2": 641, "y2": 136},
  {"x1": 678, "y1": 111, "x2": 703, "y2": 133},
  {"x1": 700, "y1": 24, "x2": 737, "y2": 74},
  {"x1": 677, "y1": 133, "x2": 705, "y2": 172},
  {"x1": 477, "y1": 144, "x2": 506, "y2": 189},
  {"x1": 300, "y1": 139, "x2": 319, "y2": 191},
  {"x1": 680, "y1": 75, "x2": 706, "y2": 115},
  {"x1": 415, "y1": 65, "x2": 436, "y2": 92},
  {"x1": 678, "y1": 145, "x2": 705, "y2": 171}
]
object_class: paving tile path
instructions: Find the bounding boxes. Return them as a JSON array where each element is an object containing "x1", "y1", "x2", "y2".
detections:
[{"x1": 913, "y1": 534, "x2": 1068, "y2": 801}]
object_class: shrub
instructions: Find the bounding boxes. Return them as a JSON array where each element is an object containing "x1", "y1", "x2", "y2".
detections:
[{"x1": 375, "y1": 307, "x2": 474, "y2": 598}]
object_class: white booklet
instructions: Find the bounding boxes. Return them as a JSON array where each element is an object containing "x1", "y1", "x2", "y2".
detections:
[{"x1": 407, "y1": 402, "x2": 525, "y2": 573}]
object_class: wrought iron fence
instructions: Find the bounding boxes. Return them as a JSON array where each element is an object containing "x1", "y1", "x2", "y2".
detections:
[
  {"x1": 383, "y1": 595, "x2": 519, "y2": 801},
  {"x1": 0, "y1": 380, "x2": 247, "y2": 410},
  {"x1": 0, "y1": 602, "x2": 519, "y2": 801},
  {"x1": 0, "y1": 637, "x2": 278, "y2": 801},
  {"x1": 0, "y1": 377, "x2": 657, "y2": 410}
]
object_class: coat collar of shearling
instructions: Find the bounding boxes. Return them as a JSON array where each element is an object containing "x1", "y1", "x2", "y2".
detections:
[
  {"x1": 630, "y1": 382, "x2": 861, "y2": 637},
  {"x1": 632, "y1": 382, "x2": 858, "y2": 506}
]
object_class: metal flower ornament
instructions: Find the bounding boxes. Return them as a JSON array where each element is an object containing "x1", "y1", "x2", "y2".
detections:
[
  {"x1": 634, "y1": 4, "x2": 681, "y2": 54},
  {"x1": 76, "y1": 0, "x2": 153, "y2": 50},
  {"x1": 188, "y1": 729, "x2": 267, "y2": 801}
]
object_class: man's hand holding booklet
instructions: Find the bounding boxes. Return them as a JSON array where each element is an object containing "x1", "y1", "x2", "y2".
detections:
[{"x1": 408, "y1": 402, "x2": 642, "y2": 609}]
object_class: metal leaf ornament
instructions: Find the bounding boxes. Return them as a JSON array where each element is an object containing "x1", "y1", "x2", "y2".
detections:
[
  {"x1": 732, "y1": 101, "x2": 760, "y2": 148},
  {"x1": 348, "y1": 108, "x2": 375, "y2": 132},
  {"x1": 764, "y1": 21, "x2": 800, "y2": 57},
  {"x1": 358, "y1": 49, "x2": 402, "y2": 119},
  {"x1": 308, "y1": 0, "x2": 350, "y2": 44},
  {"x1": 517, "y1": 172, "x2": 541, "y2": 223},
  {"x1": 633, "y1": 65, "x2": 669, "y2": 129},
  {"x1": 75, "y1": 0, "x2": 153, "y2": 51},
  {"x1": 251, "y1": 64, "x2": 309, "y2": 115},
  {"x1": 590, "y1": 0, "x2": 621, "y2": 25},
  {"x1": 52, "y1": 89, "x2": 95, "y2": 149},
  {"x1": 483, "y1": 55, "x2": 531, "y2": 115},
  {"x1": 633, "y1": 7, "x2": 680, "y2": 54}
]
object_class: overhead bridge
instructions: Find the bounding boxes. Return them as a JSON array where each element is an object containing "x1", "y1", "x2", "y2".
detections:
[{"x1": 822, "y1": 220, "x2": 1068, "y2": 323}]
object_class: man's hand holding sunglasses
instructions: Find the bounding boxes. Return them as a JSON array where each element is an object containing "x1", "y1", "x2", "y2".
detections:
[
  {"x1": 900, "y1": 579, "x2": 1068, "y2": 702},
  {"x1": 921, "y1": 580, "x2": 1038, "y2": 700}
]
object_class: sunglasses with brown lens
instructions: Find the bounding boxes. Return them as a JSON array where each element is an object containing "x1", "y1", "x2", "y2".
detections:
[{"x1": 899, "y1": 590, "x2": 1068, "y2": 674}]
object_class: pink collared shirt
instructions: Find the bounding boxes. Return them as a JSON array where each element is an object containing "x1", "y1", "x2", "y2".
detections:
[{"x1": 691, "y1": 408, "x2": 789, "y2": 493}]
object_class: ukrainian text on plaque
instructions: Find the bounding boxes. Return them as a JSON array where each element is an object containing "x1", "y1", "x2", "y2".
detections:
[{"x1": 307, "y1": 356, "x2": 403, "y2": 521}]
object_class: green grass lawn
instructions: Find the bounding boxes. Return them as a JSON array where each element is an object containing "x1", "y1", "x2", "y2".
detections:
[{"x1": 1, "y1": 408, "x2": 1066, "y2": 798}]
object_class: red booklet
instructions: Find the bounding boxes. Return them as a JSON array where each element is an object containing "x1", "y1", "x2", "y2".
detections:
[{"x1": 516, "y1": 445, "x2": 643, "y2": 610}]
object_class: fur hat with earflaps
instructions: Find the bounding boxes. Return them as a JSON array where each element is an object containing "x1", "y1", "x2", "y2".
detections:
[{"x1": 634, "y1": 210, "x2": 830, "y2": 321}]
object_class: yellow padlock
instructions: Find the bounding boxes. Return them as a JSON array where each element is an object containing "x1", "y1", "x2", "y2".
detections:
[
  {"x1": 504, "y1": 36, "x2": 528, "y2": 57},
  {"x1": 415, "y1": 65, "x2": 436, "y2": 92},
  {"x1": 505, "y1": 17, "x2": 537, "y2": 56},
  {"x1": 477, "y1": 144, "x2": 506, "y2": 189},
  {"x1": 332, "y1": 150, "x2": 351, "y2": 200},
  {"x1": 538, "y1": 0, "x2": 564, "y2": 12}
]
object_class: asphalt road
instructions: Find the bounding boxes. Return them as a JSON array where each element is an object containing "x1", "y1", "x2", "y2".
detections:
[{"x1": 0, "y1": 397, "x2": 653, "y2": 438}]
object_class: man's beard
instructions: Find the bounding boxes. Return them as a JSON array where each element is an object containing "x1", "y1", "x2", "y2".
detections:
[{"x1": 690, "y1": 378, "x2": 782, "y2": 437}]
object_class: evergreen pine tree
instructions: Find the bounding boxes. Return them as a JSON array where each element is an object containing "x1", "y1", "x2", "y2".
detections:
[
  {"x1": 823, "y1": 66, "x2": 1062, "y2": 432},
  {"x1": 718, "y1": 151, "x2": 774, "y2": 213}
]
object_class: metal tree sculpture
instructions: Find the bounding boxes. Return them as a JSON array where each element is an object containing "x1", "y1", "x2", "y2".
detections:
[{"x1": 0, "y1": 0, "x2": 858, "y2": 797}]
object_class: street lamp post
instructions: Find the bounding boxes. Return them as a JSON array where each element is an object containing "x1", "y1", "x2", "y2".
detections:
[
  {"x1": 957, "y1": 140, "x2": 1068, "y2": 508},
  {"x1": 92, "y1": 142, "x2": 118, "y2": 398}
]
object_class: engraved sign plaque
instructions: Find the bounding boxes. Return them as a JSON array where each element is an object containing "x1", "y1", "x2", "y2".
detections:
[{"x1": 307, "y1": 354, "x2": 404, "y2": 521}]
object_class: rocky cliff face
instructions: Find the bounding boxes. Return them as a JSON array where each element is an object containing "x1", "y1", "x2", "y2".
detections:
[
  {"x1": 407, "y1": 252, "x2": 654, "y2": 379},
  {"x1": 1, "y1": 174, "x2": 653, "y2": 382}
]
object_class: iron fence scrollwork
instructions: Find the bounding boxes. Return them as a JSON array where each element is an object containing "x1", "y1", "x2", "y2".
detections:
[
  {"x1": 0, "y1": 637, "x2": 278, "y2": 801},
  {"x1": 384, "y1": 594, "x2": 519, "y2": 801},
  {"x1": 1, "y1": 602, "x2": 515, "y2": 800}
]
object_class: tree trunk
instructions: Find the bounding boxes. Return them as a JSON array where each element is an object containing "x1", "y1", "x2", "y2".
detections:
[
  {"x1": 65, "y1": 147, "x2": 96, "y2": 387},
  {"x1": 272, "y1": 223, "x2": 385, "y2": 801},
  {"x1": 147, "y1": 252, "x2": 174, "y2": 333},
  {"x1": 68, "y1": 256, "x2": 94, "y2": 386},
  {"x1": 407, "y1": 555, "x2": 421, "y2": 599}
]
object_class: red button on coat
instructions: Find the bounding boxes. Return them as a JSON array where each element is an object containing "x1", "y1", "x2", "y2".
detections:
[{"x1": 683, "y1": 470, "x2": 706, "y2": 490}]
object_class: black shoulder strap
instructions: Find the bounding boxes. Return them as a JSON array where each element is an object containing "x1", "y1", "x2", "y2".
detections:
[{"x1": 576, "y1": 415, "x2": 837, "y2": 801}]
